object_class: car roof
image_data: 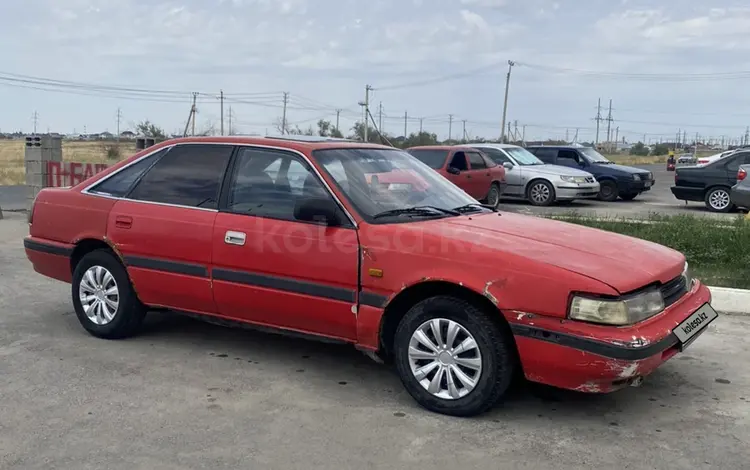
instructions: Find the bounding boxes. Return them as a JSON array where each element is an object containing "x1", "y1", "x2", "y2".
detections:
[
  {"x1": 142, "y1": 135, "x2": 395, "y2": 153},
  {"x1": 524, "y1": 145, "x2": 578, "y2": 149},
  {"x1": 406, "y1": 145, "x2": 457, "y2": 151},
  {"x1": 461, "y1": 143, "x2": 520, "y2": 149}
]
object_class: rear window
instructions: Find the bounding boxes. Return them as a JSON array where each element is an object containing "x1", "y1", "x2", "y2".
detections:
[{"x1": 407, "y1": 149, "x2": 449, "y2": 169}]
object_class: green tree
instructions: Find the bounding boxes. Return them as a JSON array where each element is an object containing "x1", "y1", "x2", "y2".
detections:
[
  {"x1": 629, "y1": 142, "x2": 650, "y2": 156},
  {"x1": 317, "y1": 119, "x2": 343, "y2": 138},
  {"x1": 135, "y1": 120, "x2": 166, "y2": 139},
  {"x1": 652, "y1": 143, "x2": 670, "y2": 156}
]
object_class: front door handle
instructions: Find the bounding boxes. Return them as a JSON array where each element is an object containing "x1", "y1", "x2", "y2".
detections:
[
  {"x1": 115, "y1": 216, "x2": 132, "y2": 229},
  {"x1": 224, "y1": 231, "x2": 246, "y2": 246}
]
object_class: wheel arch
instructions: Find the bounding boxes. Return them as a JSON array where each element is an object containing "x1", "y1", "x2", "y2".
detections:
[
  {"x1": 377, "y1": 280, "x2": 517, "y2": 364},
  {"x1": 525, "y1": 177, "x2": 556, "y2": 200},
  {"x1": 69, "y1": 238, "x2": 123, "y2": 274}
]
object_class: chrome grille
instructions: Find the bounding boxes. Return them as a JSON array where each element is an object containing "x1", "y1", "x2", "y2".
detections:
[
  {"x1": 660, "y1": 275, "x2": 688, "y2": 307},
  {"x1": 585, "y1": 176, "x2": 596, "y2": 183}
]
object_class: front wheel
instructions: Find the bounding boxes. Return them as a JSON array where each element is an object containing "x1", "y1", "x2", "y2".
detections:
[
  {"x1": 597, "y1": 180, "x2": 619, "y2": 202},
  {"x1": 527, "y1": 180, "x2": 555, "y2": 206},
  {"x1": 72, "y1": 249, "x2": 147, "y2": 339},
  {"x1": 705, "y1": 187, "x2": 733, "y2": 213},
  {"x1": 393, "y1": 296, "x2": 517, "y2": 417}
]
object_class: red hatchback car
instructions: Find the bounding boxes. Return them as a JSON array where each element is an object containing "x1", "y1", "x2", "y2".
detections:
[
  {"x1": 25, "y1": 136, "x2": 718, "y2": 416},
  {"x1": 406, "y1": 145, "x2": 506, "y2": 207}
]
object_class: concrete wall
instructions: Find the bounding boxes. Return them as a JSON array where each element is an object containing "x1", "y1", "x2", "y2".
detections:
[{"x1": 24, "y1": 135, "x2": 62, "y2": 211}]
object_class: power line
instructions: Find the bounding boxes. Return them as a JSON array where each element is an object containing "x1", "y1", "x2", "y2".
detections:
[
  {"x1": 517, "y1": 62, "x2": 750, "y2": 81},
  {"x1": 373, "y1": 59, "x2": 505, "y2": 91}
]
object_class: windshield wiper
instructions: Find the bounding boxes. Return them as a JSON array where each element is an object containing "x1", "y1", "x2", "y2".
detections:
[
  {"x1": 451, "y1": 203, "x2": 493, "y2": 213},
  {"x1": 372, "y1": 205, "x2": 460, "y2": 220}
]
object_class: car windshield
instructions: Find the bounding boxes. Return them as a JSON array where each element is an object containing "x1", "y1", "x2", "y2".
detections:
[
  {"x1": 406, "y1": 149, "x2": 449, "y2": 169},
  {"x1": 579, "y1": 147, "x2": 612, "y2": 164},
  {"x1": 313, "y1": 148, "x2": 488, "y2": 222},
  {"x1": 504, "y1": 147, "x2": 544, "y2": 165}
]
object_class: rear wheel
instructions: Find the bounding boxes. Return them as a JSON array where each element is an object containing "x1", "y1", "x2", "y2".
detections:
[
  {"x1": 527, "y1": 180, "x2": 555, "y2": 206},
  {"x1": 705, "y1": 187, "x2": 733, "y2": 213},
  {"x1": 486, "y1": 183, "x2": 502, "y2": 207},
  {"x1": 597, "y1": 180, "x2": 618, "y2": 202},
  {"x1": 393, "y1": 296, "x2": 516, "y2": 417},
  {"x1": 71, "y1": 249, "x2": 147, "y2": 339}
]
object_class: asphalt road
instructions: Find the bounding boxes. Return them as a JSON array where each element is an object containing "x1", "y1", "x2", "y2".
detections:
[
  {"x1": 1, "y1": 211, "x2": 748, "y2": 469},
  {"x1": 499, "y1": 164, "x2": 745, "y2": 219}
]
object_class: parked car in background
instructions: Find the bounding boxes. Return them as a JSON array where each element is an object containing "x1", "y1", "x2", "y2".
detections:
[
  {"x1": 458, "y1": 143, "x2": 599, "y2": 206},
  {"x1": 730, "y1": 165, "x2": 750, "y2": 210},
  {"x1": 525, "y1": 145, "x2": 655, "y2": 202},
  {"x1": 24, "y1": 135, "x2": 717, "y2": 417},
  {"x1": 676, "y1": 154, "x2": 697, "y2": 166},
  {"x1": 697, "y1": 150, "x2": 735, "y2": 166},
  {"x1": 671, "y1": 150, "x2": 750, "y2": 212},
  {"x1": 405, "y1": 146, "x2": 506, "y2": 206}
]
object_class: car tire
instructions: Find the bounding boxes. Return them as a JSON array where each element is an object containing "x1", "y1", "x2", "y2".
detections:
[
  {"x1": 704, "y1": 187, "x2": 733, "y2": 213},
  {"x1": 619, "y1": 193, "x2": 638, "y2": 201},
  {"x1": 392, "y1": 296, "x2": 517, "y2": 417},
  {"x1": 485, "y1": 183, "x2": 502, "y2": 208},
  {"x1": 71, "y1": 249, "x2": 147, "y2": 339},
  {"x1": 527, "y1": 180, "x2": 555, "y2": 206},
  {"x1": 597, "y1": 180, "x2": 618, "y2": 202}
]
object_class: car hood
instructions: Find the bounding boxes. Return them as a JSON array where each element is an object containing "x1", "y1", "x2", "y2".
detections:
[
  {"x1": 433, "y1": 212, "x2": 685, "y2": 293},
  {"x1": 590, "y1": 163, "x2": 647, "y2": 175},
  {"x1": 523, "y1": 164, "x2": 593, "y2": 177}
]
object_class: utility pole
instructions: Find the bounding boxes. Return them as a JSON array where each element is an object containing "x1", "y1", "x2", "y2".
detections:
[
  {"x1": 404, "y1": 111, "x2": 408, "y2": 137},
  {"x1": 500, "y1": 60, "x2": 515, "y2": 143},
  {"x1": 116, "y1": 107, "x2": 122, "y2": 143},
  {"x1": 462, "y1": 119, "x2": 467, "y2": 141},
  {"x1": 419, "y1": 118, "x2": 423, "y2": 133},
  {"x1": 605, "y1": 99, "x2": 613, "y2": 152},
  {"x1": 566, "y1": 128, "x2": 569, "y2": 143},
  {"x1": 228, "y1": 106, "x2": 234, "y2": 136},
  {"x1": 615, "y1": 127, "x2": 619, "y2": 148},
  {"x1": 219, "y1": 90, "x2": 224, "y2": 136},
  {"x1": 507, "y1": 122, "x2": 512, "y2": 141},
  {"x1": 522, "y1": 125, "x2": 526, "y2": 143},
  {"x1": 683, "y1": 130, "x2": 687, "y2": 147},
  {"x1": 745, "y1": 126, "x2": 749, "y2": 146},
  {"x1": 191, "y1": 92, "x2": 198, "y2": 136},
  {"x1": 32, "y1": 111, "x2": 39, "y2": 134},
  {"x1": 335, "y1": 109, "x2": 341, "y2": 132},
  {"x1": 378, "y1": 102, "x2": 383, "y2": 133},
  {"x1": 364, "y1": 85, "x2": 372, "y2": 142},
  {"x1": 448, "y1": 114, "x2": 453, "y2": 141},
  {"x1": 594, "y1": 98, "x2": 602, "y2": 145},
  {"x1": 281, "y1": 92, "x2": 289, "y2": 135},
  {"x1": 514, "y1": 120, "x2": 519, "y2": 143}
]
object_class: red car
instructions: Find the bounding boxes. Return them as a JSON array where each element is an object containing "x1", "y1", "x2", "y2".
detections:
[
  {"x1": 24, "y1": 136, "x2": 717, "y2": 417},
  {"x1": 406, "y1": 145, "x2": 506, "y2": 207}
]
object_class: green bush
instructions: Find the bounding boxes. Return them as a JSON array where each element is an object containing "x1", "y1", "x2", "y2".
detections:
[{"x1": 552, "y1": 213, "x2": 750, "y2": 289}]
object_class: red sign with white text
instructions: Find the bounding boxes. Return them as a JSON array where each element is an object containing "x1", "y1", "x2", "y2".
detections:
[{"x1": 46, "y1": 161, "x2": 109, "y2": 187}]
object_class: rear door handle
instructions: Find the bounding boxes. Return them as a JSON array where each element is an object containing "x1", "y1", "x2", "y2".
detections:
[
  {"x1": 115, "y1": 216, "x2": 132, "y2": 229},
  {"x1": 224, "y1": 231, "x2": 246, "y2": 246}
]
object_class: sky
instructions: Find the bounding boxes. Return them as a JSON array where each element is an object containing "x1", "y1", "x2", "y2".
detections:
[{"x1": 2, "y1": 0, "x2": 750, "y2": 144}]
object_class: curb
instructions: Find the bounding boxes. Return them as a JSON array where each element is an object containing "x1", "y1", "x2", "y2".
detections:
[{"x1": 708, "y1": 286, "x2": 750, "y2": 315}]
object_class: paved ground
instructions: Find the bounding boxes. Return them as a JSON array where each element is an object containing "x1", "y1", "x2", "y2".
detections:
[
  {"x1": 0, "y1": 185, "x2": 26, "y2": 212},
  {"x1": 499, "y1": 164, "x2": 745, "y2": 219},
  {"x1": 1, "y1": 211, "x2": 749, "y2": 469}
]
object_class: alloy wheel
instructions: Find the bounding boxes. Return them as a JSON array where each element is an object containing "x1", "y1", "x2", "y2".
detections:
[
  {"x1": 79, "y1": 265, "x2": 120, "y2": 325},
  {"x1": 709, "y1": 189, "x2": 730, "y2": 211},
  {"x1": 530, "y1": 183, "x2": 551, "y2": 204},
  {"x1": 487, "y1": 186, "x2": 500, "y2": 207},
  {"x1": 407, "y1": 318, "x2": 483, "y2": 400}
]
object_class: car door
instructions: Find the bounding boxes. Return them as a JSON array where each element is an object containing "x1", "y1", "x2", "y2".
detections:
[
  {"x1": 444, "y1": 150, "x2": 472, "y2": 195},
  {"x1": 106, "y1": 143, "x2": 233, "y2": 314},
  {"x1": 465, "y1": 150, "x2": 492, "y2": 198},
  {"x1": 477, "y1": 147, "x2": 522, "y2": 197},
  {"x1": 557, "y1": 149, "x2": 584, "y2": 170},
  {"x1": 211, "y1": 146, "x2": 360, "y2": 340}
]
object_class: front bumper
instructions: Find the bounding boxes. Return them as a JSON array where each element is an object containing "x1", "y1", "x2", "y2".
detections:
[
  {"x1": 508, "y1": 280, "x2": 714, "y2": 393},
  {"x1": 553, "y1": 182, "x2": 600, "y2": 200},
  {"x1": 619, "y1": 178, "x2": 654, "y2": 194}
]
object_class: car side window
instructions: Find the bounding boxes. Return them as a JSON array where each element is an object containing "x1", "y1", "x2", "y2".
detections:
[
  {"x1": 481, "y1": 154, "x2": 497, "y2": 168},
  {"x1": 450, "y1": 152, "x2": 468, "y2": 171},
  {"x1": 88, "y1": 148, "x2": 167, "y2": 197},
  {"x1": 532, "y1": 148, "x2": 556, "y2": 164},
  {"x1": 725, "y1": 155, "x2": 741, "y2": 172},
  {"x1": 467, "y1": 152, "x2": 487, "y2": 170},
  {"x1": 226, "y1": 147, "x2": 331, "y2": 222},
  {"x1": 478, "y1": 148, "x2": 511, "y2": 165},
  {"x1": 557, "y1": 150, "x2": 581, "y2": 166},
  {"x1": 127, "y1": 144, "x2": 233, "y2": 209}
]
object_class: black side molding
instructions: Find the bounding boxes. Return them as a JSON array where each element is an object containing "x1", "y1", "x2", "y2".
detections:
[
  {"x1": 212, "y1": 268, "x2": 356, "y2": 303},
  {"x1": 359, "y1": 291, "x2": 388, "y2": 308},
  {"x1": 24, "y1": 239, "x2": 73, "y2": 257},
  {"x1": 124, "y1": 255, "x2": 209, "y2": 278},
  {"x1": 509, "y1": 323, "x2": 679, "y2": 361}
]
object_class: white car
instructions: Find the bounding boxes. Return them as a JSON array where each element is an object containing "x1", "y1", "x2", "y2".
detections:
[
  {"x1": 462, "y1": 143, "x2": 600, "y2": 206},
  {"x1": 697, "y1": 150, "x2": 736, "y2": 166}
]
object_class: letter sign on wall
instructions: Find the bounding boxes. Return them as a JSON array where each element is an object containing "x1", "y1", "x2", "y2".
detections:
[{"x1": 46, "y1": 162, "x2": 109, "y2": 187}]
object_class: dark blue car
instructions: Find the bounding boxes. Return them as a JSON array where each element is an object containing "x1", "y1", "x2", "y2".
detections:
[{"x1": 525, "y1": 145, "x2": 655, "y2": 201}]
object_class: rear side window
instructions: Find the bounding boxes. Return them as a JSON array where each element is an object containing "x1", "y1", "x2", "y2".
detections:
[
  {"x1": 477, "y1": 147, "x2": 511, "y2": 165},
  {"x1": 128, "y1": 144, "x2": 233, "y2": 209},
  {"x1": 531, "y1": 148, "x2": 557, "y2": 164},
  {"x1": 88, "y1": 148, "x2": 166, "y2": 197},
  {"x1": 467, "y1": 152, "x2": 487, "y2": 170},
  {"x1": 408, "y1": 149, "x2": 449, "y2": 169}
]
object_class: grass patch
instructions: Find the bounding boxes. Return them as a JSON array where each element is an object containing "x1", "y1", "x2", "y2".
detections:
[{"x1": 552, "y1": 213, "x2": 750, "y2": 289}]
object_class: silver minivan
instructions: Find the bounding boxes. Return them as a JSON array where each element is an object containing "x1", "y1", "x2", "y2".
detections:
[{"x1": 463, "y1": 143, "x2": 600, "y2": 206}]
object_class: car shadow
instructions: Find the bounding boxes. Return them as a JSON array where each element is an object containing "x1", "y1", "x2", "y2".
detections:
[{"x1": 136, "y1": 311, "x2": 688, "y2": 424}]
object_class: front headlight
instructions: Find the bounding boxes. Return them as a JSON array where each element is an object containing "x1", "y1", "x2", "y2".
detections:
[
  {"x1": 569, "y1": 289, "x2": 665, "y2": 326},
  {"x1": 633, "y1": 174, "x2": 641, "y2": 181},
  {"x1": 683, "y1": 261, "x2": 694, "y2": 289},
  {"x1": 560, "y1": 175, "x2": 587, "y2": 183}
]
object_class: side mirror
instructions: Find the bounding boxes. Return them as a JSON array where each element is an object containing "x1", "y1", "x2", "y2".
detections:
[
  {"x1": 502, "y1": 162, "x2": 514, "y2": 170},
  {"x1": 447, "y1": 167, "x2": 461, "y2": 175},
  {"x1": 578, "y1": 160, "x2": 587, "y2": 167},
  {"x1": 294, "y1": 197, "x2": 339, "y2": 225}
]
